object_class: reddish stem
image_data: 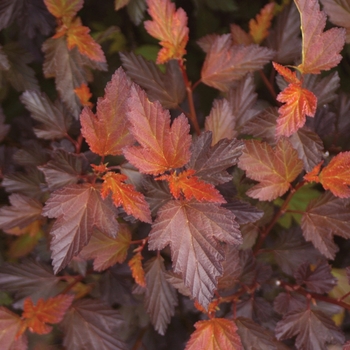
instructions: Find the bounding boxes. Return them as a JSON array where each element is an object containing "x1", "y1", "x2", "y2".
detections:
[{"x1": 259, "y1": 70, "x2": 277, "y2": 100}]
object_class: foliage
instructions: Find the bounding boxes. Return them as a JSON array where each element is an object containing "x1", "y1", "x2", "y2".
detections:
[{"x1": 1, "y1": 0, "x2": 350, "y2": 349}]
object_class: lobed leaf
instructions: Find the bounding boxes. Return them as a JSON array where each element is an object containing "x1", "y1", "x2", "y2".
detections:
[
  {"x1": 0, "y1": 194, "x2": 42, "y2": 231},
  {"x1": 238, "y1": 138, "x2": 304, "y2": 201},
  {"x1": 80, "y1": 226, "x2": 131, "y2": 271},
  {"x1": 128, "y1": 252, "x2": 146, "y2": 287},
  {"x1": 42, "y1": 183, "x2": 119, "y2": 273},
  {"x1": 143, "y1": 255, "x2": 177, "y2": 335},
  {"x1": 201, "y1": 34, "x2": 275, "y2": 92},
  {"x1": 185, "y1": 318, "x2": 243, "y2": 350},
  {"x1": 275, "y1": 309, "x2": 344, "y2": 350},
  {"x1": 61, "y1": 299, "x2": 127, "y2": 350},
  {"x1": 123, "y1": 84, "x2": 191, "y2": 175},
  {"x1": 148, "y1": 199, "x2": 241, "y2": 308},
  {"x1": 144, "y1": 0, "x2": 189, "y2": 63},
  {"x1": 80, "y1": 67, "x2": 134, "y2": 156},
  {"x1": 22, "y1": 294, "x2": 74, "y2": 335},
  {"x1": 101, "y1": 172, "x2": 152, "y2": 223},
  {"x1": 295, "y1": 0, "x2": 346, "y2": 74},
  {"x1": 249, "y1": 3, "x2": 275, "y2": 45},
  {"x1": 301, "y1": 192, "x2": 350, "y2": 259},
  {"x1": 44, "y1": 0, "x2": 83, "y2": 20}
]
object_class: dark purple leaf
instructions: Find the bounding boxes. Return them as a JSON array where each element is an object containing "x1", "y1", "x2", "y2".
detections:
[
  {"x1": 13, "y1": 140, "x2": 49, "y2": 167},
  {"x1": 294, "y1": 260, "x2": 337, "y2": 294},
  {"x1": 274, "y1": 292, "x2": 307, "y2": 315},
  {"x1": 218, "y1": 244, "x2": 241, "y2": 290},
  {"x1": 223, "y1": 199, "x2": 264, "y2": 225},
  {"x1": 0, "y1": 0, "x2": 23, "y2": 31},
  {"x1": 275, "y1": 309, "x2": 344, "y2": 350},
  {"x1": 164, "y1": 271, "x2": 192, "y2": 297},
  {"x1": 62, "y1": 299, "x2": 127, "y2": 350},
  {"x1": 187, "y1": 132, "x2": 244, "y2": 185}
]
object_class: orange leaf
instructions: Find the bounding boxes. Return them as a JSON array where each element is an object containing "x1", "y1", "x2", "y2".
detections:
[
  {"x1": 157, "y1": 169, "x2": 225, "y2": 203},
  {"x1": 144, "y1": 0, "x2": 189, "y2": 64},
  {"x1": 44, "y1": 0, "x2": 83, "y2": 20},
  {"x1": 304, "y1": 161, "x2": 323, "y2": 183},
  {"x1": 66, "y1": 18, "x2": 106, "y2": 62},
  {"x1": 295, "y1": 0, "x2": 345, "y2": 74},
  {"x1": 249, "y1": 3, "x2": 275, "y2": 44},
  {"x1": 101, "y1": 172, "x2": 152, "y2": 223},
  {"x1": 128, "y1": 252, "x2": 146, "y2": 288},
  {"x1": 80, "y1": 225, "x2": 132, "y2": 271},
  {"x1": 22, "y1": 295, "x2": 74, "y2": 335},
  {"x1": 185, "y1": 318, "x2": 243, "y2": 350},
  {"x1": 276, "y1": 83, "x2": 317, "y2": 137},
  {"x1": 123, "y1": 84, "x2": 191, "y2": 175},
  {"x1": 272, "y1": 62, "x2": 300, "y2": 85},
  {"x1": 238, "y1": 138, "x2": 304, "y2": 201},
  {"x1": 306, "y1": 153, "x2": 350, "y2": 198},
  {"x1": 74, "y1": 83, "x2": 93, "y2": 107}
]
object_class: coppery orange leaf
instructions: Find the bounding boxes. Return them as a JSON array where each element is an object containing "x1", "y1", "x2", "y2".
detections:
[
  {"x1": 185, "y1": 318, "x2": 243, "y2": 350},
  {"x1": 305, "y1": 153, "x2": 350, "y2": 198},
  {"x1": 66, "y1": 18, "x2": 106, "y2": 62},
  {"x1": 295, "y1": 0, "x2": 346, "y2": 74},
  {"x1": 74, "y1": 83, "x2": 93, "y2": 107},
  {"x1": 101, "y1": 172, "x2": 152, "y2": 223},
  {"x1": 21, "y1": 294, "x2": 74, "y2": 335},
  {"x1": 276, "y1": 83, "x2": 317, "y2": 137},
  {"x1": 44, "y1": 0, "x2": 83, "y2": 20},
  {"x1": 249, "y1": 3, "x2": 275, "y2": 44},
  {"x1": 157, "y1": 169, "x2": 225, "y2": 203},
  {"x1": 272, "y1": 62, "x2": 300, "y2": 84},
  {"x1": 128, "y1": 252, "x2": 146, "y2": 288},
  {"x1": 144, "y1": 0, "x2": 189, "y2": 64}
]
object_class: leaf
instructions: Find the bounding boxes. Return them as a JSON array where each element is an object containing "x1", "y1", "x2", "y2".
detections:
[
  {"x1": 294, "y1": 260, "x2": 337, "y2": 294},
  {"x1": 144, "y1": 0, "x2": 189, "y2": 63},
  {"x1": 269, "y1": 228, "x2": 321, "y2": 276},
  {"x1": 217, "y1": 244, "x2": 241, "y2": 290},
  {"x1": 120, "y1": 52, "x2": 186, "y2": 109},
  {"x1": 0, "y1": 307, "x2": 27, "y2": 350},
  {"x1": 241, "y1": 107, "x2": 278, "y2": 145},
  {"x1": 201, "y1": 34, "x2": 275, "y2": 92},
  {"x1": 126, "y1": 0, "x2": 146, "y2": 26},
  {"x1": 295, "y1": 0, "x2": 346, "y2": 74},
  {"x1": 38, "y1": 149, "x2": 86, "y2": 191},
  {"x1": 289, "y1": 127, "x2": 324, "y2": 172},
  {"x1": 238, "y1": 138, "x2": 304, "y2": 201},
  {"x1": 157, "y1": 169, "x2": 226, "y2": 203},
  {"x1": 44, "y1": 0, "x2": 83, "y2": 20},
  {"x1": 148, "y1": 199, "x2": 242, "y2": 308},
  {"x1": 22, "y1": 294, "x2": 74, "y2": 335},
  {"x1": 2, "y1": 42, "x2": 39, "y2": 92},
  {"x1": 320, "y1": 0, "x2": 350, "y2": 43},
  {"x1": 0, "y1": 194, "x2": 42, "y2": 231},
  {"x1": 20, "y1": 90, "x2": 72, "y2": 140},
  {"x1": 249, "y1": 3, "x2": 275, "y2": 45},
  {"x1": 275, "y1": 309, "x2": 344, "y2": 350},
  {"x1": 0, "y1": 259, "x2": 62, "y2": 302},
  {"x1": 0, "y1": 46, "x2": 9, "y2": 70},
  {"x1": 80, "y1": 67, "x2": 134, "y2": 156},
  {"x1": 226, "y1": 74, "x2": 259, "y2": 129},
  {"x1": 187, "y1": 132, "x2": 244, "y2": 185},
  {"x1": 42, "y1": 183, "x2": 119, "y2": 273},
  {"x1": 223, "y1": 200, "x2": 264, "y2": 225},
  {"x1": 301, "y1": 192, "x2": 350, "y2": 259},
  {"x1": 115, "y1": 0, "x2": 129, "y2": 10},
  {"x1": 80, "y1": 225, "x2": 131, "y2": 271},
  {"x1": 74, "y1": 83, "x2": 93, "y2": 107},
  {"x1": 123, "y1": 84, "x2": 191, "y2": 175},
  {"x1": 13, "y1": 140, "x2": 49, "y2": 167},
  {"x1": 235, "y1": 317, "x2": 283, "y2": 350},
  {"x1": 185, "y1": 318, "x2": 243, "y2": 350},
  {"x1": 128, "y1": 252, "x2": 146, "y2": 287},
  {"x1": 42, "y1": 36, "x2": 107, "y2": 118},
  {"x1": 61, "y1": 299, "x2": 126, "y2": 350},
  {"x1": 143, "y1": 255, "x2": 177, "y2": 335},
  {"x1": 0, "y1": 0, "x2": 23, "y2": 31},
  {"x1": 275, "y1": 80, "x2": 317, "y2": 137},
  {"x1": 66, "y1": 18, "x2": 106, "y2": 62},
  {"x1": 101, "y1": 172, "x2": 152, "y2": 223},
  {"x1": 266, "y1": 3, "x2": 301, "y2": 64},
  {"x1": 204, "y1": 99, "x2": 236, "y2": 145},
  {"x1": 307, "y1": 152, "x2": 350, "y2": 198}
]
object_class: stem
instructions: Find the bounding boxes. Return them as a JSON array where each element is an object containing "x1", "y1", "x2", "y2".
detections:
[
  {"x1": 281, "y1": 281, "x2": 350, "y2": 311},
  {"x1": 259, "y1": 70, "x2": 277, "y2": 100},
  {"x1": 192, "y1": 79, "x2": 202, "y2": 91},
  {"x1": 178, "y1": 60, "x2": 201, "y2": 135},
  {"x1": 339, "y1": 290, "x2": 350, "y2": 302},
  {"x1": 60, "y1": 274, "x2": 84, "y2": 295},
  {"x1": 65, "y1": 134, "x2": 80, "y2": 153},
  {"x1": 253, "y1": 180, "x2": 306, "y2": 254}
]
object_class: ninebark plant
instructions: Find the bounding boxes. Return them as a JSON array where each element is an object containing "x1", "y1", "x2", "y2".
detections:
[{"x1": 1, "y1": 0, "x2": 350, "y2": 348}]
